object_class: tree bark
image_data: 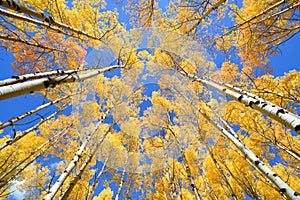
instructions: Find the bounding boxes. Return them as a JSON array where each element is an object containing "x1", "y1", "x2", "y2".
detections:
[
  {"x1": 0, "y1": 0, "x2": 107, "y2": 42},
  {"x1": 177, "y1": 91, "x2": 300, "y2": 200},
  {"x1": 86, "y1": 157, "x2": 108, "y2": 200},
  {"x1": 43, "y1": 110, "x2": 109, "y2": 200},
  {"x1": 0, "y1": 65, "x2": 123, "y2": 100},
  {"x1": 177, "y1": 70, "x2": 300, "y2": 135},
  {"x1": 58, "y1": 127, "x2": 111, "y2": 200},
  {"x1": 0, "y1": 93, "x2": 77, "y2": 130},
  {"x1": 168, "y1": 127, "x2": 202, "y2": 200},
  {"x1": 0, "y1": 107, "x2": 65, "y2": 151},
  {"x1": 0, "y1": 127, "x2": 68, "y2": 183}
]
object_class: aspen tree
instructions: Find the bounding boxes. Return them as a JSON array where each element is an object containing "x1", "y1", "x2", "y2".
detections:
[
  {"x1": 43, "y1": 109, "x2": 109, "y2": 200},
  {"x1": 0, "y1": 65, "x2": 123, "y2": 100}
]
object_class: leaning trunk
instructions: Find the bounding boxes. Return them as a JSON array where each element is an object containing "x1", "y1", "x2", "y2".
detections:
[
  {"x1": 177, "y1": 70, "x2": 300, "y2": 135},
  {"x1": 0, "y1": 65, "x2": 123, "y2": 100}
]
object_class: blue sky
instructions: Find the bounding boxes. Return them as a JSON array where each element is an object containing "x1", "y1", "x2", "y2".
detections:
[{"x1": 0, "y1": 1, "x2": 300, "y2": 199}]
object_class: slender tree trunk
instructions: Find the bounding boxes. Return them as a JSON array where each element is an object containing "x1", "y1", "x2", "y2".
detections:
[
  {"x1": 115, "y1": 155, "x2": 128, "y2": 200},
  {"x1": 43, "y1": 110, "x2": 109, "y2": 200},
  {"x1": 177, "y1": 92, "x2": 300, "y2": 200},
  {"x1": 0, "y1": 8, "x2": 74, "y2": 39},
  {"x1": 168, "y1": 127, "x2": 201, "y2": 200},
  {"x1": 0, "y1": 0, "x2": 108, "y2": 42},
  {"x1": 0, "y1": 34, "x2": 62, "y2": 52},
  {"x1": 0, "y1": 132, "x2": 60, "y2": 189},
  {"x1": 86, "y1": 157, "x2": 108, "y2": 200},
  {"x1": 0, "y1": 106, "x2": 65, "y2": 151},
  {"x1": 58, "y1": 128, "x2": 111, "y2": 200},
  {"x1": 0, "y1": 127, "x2": 68, "y2": 181},
  {"x1": 0, "y1": 93, "x2": 77, "y2": 130},
  {"x1": 0, "y1": 65, "x2": 123, "y2": 100},
  {"x1": 177, "y1": 70, "x2": 300, "y2": 135},
  {"x1": 198, "y1": 105, "x2": 300, "y2": 199}
]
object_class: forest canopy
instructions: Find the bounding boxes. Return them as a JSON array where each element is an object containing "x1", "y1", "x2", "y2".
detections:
[{"x1": 0, "y1": 0, "x2": 299, "y2": 199}]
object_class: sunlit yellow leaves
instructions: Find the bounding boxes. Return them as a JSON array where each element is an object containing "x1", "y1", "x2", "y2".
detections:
[
  {"x1": 18, "y1": 164, "x2": 50, "y2": 192},
  {"x1": 152, "y1": 91, "x2": 172, "y2": 111},
  {"x1": 121, "y1": 117, "x2": 140, "y2": 137},
  {"x1": 215, "y1": 61, "x2": 239, "y2": 83},
  {"x1": 94, "y1": 187, "x2": 114, "y2": 200},
  {"x1": 215, "y1": 34, "x2": 232, "y2": 52},
  {"x1": 154, "y1": 49, "x2": 174, "y2": 69},
  {"x1": 1, "y1": 0, "x2": 299, "y2": 199},
  {"x1": 80, "y1": 100, "x2": 101, "y2": 124},
  {"x1": 180, "y1": 188, "x2": 195, "y2": 199}
]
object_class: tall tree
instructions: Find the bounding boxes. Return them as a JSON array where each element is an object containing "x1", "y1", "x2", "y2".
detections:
[{"x1": 0, "y1": 0, "x2": 299, "y2": 199}]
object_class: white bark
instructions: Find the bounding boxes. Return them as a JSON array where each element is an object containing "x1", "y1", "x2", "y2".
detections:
[
  {"x1": 0, "y1": 127, "x2": 67, "y2": 181},
  {"x1": 0, "y1": 66, "x2": 111, "y2": 87},
  {"x1": 58, "y1": 129, "x2": 110, "y2": 200},
  {"x1": 168, "y1": 127, "x2": 201, "y2": 200},
  {"x1": 0, "y1": 8, "x2": 74, "y2": 38},
  {"x1": 0, "y1": 0, "x2": 107, "y2": 42},
  {"x1": 195, "y1": 103, "x2": 300, "y2": 200},
  {"x1": 0, "y1": 93, "x2": 77, "y2": 130},
  {"x1": 43, "y1": 110, "x2": 109, "y2": 200},
  {"x1": 178, "y1": 70, "x2": 300, "y2": 135},
  {"x1": 58, "y1": 149, "x2": 94, "y2": 200},
  {"x1": 115, "y1": 155, "x2": 128, "y2": 200},
  {"x1": 86, "y1": 157, "x2": 108, "y2": 200},
  {"x1": 0, "y1": 107, "x2": 64, "y2": 151},
  {"x1": 0, "y1": 130, "x2": 60, "y2": 189},
  {"x1": 0, "y1": 65, "x2": 123, "y2": 100}
]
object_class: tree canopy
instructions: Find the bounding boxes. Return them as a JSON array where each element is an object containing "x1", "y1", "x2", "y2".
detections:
[{"x1": 0, "y1": 0, "x2": 299, "y2": 199}]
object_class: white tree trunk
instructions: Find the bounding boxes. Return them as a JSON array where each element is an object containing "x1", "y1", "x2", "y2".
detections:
[
  {"x1": 43, "y1": 110, "x2": 109, "y2": 200},
  {"x1": 0, "y1": 93, "x2": 77, "y2": 130},
  {"x1": 58, "y1": 149, "x2": 94, "y2": 200},
  {"x1": 0, "y1": 1, "x2": 108, "y2": 42},
  {"x1": 195, "y1": 103, "x2": 300, "y2": 200},
  {"x1": 86, "y1": 157, "x2": 108, "y2": 200},
  {"x1": 0, "y1": 65, "x2": 123, "y2": 100},
  {"x1": 0, "y1": 107, "x2": 64, "y2": 151},
  {"x1": 0, "y1": 127, "x2": 67, "y2": 181},
  {"x1": 0, "y1": 129, "x2": 62, "y2": 189},
  {"x1": 0, "y1": 66, "x2": 111, "y2": 87},
  {"x1": 0, "y1": 8, "x2": 74, "y2": 39},
  {"x1": 168, "y1": 127, "x2": 201, "y2": 200},
  {"x1": 58, "y1": 129, "x2": 110, "y2": 200},
  {"x1": 178, "y1": 70, "x2": 300, "y2": 135},
  {"x1": 115, "y1": 155, "x2": 128, "y2": 200},
  {"x1": 176, "y1": 91, "x2": 300, "y2": 199}
]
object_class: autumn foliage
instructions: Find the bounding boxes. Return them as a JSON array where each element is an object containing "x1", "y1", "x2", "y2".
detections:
[{"x1": 0, "y1": 0, "x2": 299, "y2": 199}]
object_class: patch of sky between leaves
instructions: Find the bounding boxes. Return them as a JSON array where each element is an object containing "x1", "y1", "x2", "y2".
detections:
[{"x1": 73, "y1": 27, "x2": 226, "y2": 174}]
